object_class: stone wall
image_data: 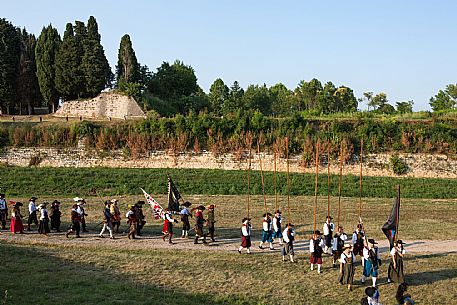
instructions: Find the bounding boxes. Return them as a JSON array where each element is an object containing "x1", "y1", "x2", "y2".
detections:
[
  {"x1": 54, "y1": 92, "x2": 145, "y2": 119},
  {"x1": 1, "y1": 147, "x2": 456, "y2": 178}
]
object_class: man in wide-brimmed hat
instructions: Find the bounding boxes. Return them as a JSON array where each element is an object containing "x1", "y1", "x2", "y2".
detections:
[
  {"x1": 49, "y1": 200, "x2": 61, "y2": 232},
  {"x1": 27, "y1": 196, "x2": 39, "y2": 231},
  {"x1": 74, "y1": 197, "x2": 88, "y2": 232},
  {"x1": 180, "y1": 201, "x2": 192, "y2": 238},
  {"x1": 309, "y1": 230, "x2": 325, "y2": 273},
  {"x1": 238, "y1": 217, "x2": 252, "y2": 254},
  {"x1": 281, "y1": 222, "x2": 296, "y2": 263},
  {"x1": 37, "y1": 202, "x2": 50, "y2": 235},
  {"x1": 362, "y1": 238, "x2": 382, "y2": 287},
  {"x1": 259, "y1": 212, "x2": 274, "y2": 250},
  {"x1": 0, "y1": 193, "x2": 7, "y2": 230}
]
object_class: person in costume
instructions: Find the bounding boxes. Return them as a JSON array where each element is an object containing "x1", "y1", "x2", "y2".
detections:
[
  {"x1": 207, "y1": 204, "x2": 216, "y2": 242},
  {"x1": 66, "y1": 204, "x2": 81, "y2": 238},
  {"x1": 323, "y1": 215, "x2": 335, "y2": 254},
  {"x1": 99, "y1": 200, "x2": 114, "y2": 239},
  {"x1": 273, "y1": 210, "x2": 283, "y2": 245},
  {"x1": 388, "y1": 240, "x2": 406, "y2": 284},
  {"x1": 10, "y1": 202, "x2": 24, "y2": 234},
  {"x1": 162, "y1": 208, "x2": 178, "y2": 244},
  {"x1": 362, "y1": 238, "x2": 382, "y2": 287},
  {"x1": 74, "y1": 197, "x2": 88, "y2": 232},
  {"x1": 49, "y1": 200, "x2": 61, "y2": 232},
  {"x1": 361, "y1": 286, "x2": 382, "y2": 305},
  {"x1": 193, "y1": 205, "x2": 207, "y2": 244},
  {"x1": 332, "y1": 225, "x2": 348, "y2": 268},
  {"x1": 259, "y1": 212, "x2": 274, "y2": 250},
  {"x1": 339, "y1": 244, "x2": 356, "y2": 291},
  {"x1": 352, "y1": 223, "x2": 366, "y2": 262},
  {"x1": 238, "y1": 217, "x2": 252, "y2": 254},
  {"x1": 27, "y1": 196, "x2": 38, "y2": 231},
  {"x1": 281, "y1": 222, "x2": 295, "y2": 262},
  {"x1": 110, "y1": 199, "x2": 121, "y2": 233},
  {"x1": 0, "y1": 193, "x2": 7, "y2": 230},
  {"x1": 180, "y1": 201, "x2": 192, "y2": 238},
  {"x1": 37, "y1": 203, "x2": 50, "y2": 235},
  {"x1": 135, "y1": 200, "x2": 146, "y2": 236},
  {"x1": 125, "y1": 204, "x2": 137, "y2": 239},
  {"x1": 309, "y1": 230, "x2": 325, "y2": 273}
]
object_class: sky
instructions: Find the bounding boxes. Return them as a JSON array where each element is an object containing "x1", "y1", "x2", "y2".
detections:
[{"x1": 3, "y1": 1, "x2": 457, "y2": 111}]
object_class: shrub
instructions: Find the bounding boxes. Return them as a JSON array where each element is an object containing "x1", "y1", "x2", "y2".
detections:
[{"x1": 390, "y1": 154, "x2": 409, "y2": 175}]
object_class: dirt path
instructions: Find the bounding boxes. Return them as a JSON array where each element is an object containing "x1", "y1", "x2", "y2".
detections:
[{"x1": 1, "y1": 231, "x2": 456, "y2": 255}]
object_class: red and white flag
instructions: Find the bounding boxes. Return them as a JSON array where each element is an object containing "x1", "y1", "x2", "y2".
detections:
[{"x1": 141, "y1": 188, "x2": 164, "y2": 220}]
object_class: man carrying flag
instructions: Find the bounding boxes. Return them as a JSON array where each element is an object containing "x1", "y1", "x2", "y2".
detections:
[{"x1": 382, "y1": 186, "x2": 401, "y2": 250}]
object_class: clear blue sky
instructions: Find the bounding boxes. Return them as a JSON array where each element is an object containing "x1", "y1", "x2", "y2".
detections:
[{"x1": 4, "y1": 1, "x2": 457, "y2": 110}]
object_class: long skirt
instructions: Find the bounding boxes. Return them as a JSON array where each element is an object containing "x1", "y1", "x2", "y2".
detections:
[
  {"x1": 241, "y1": 236, "x2": 251, "y2": 248},
  {"x1": 363, "y1": 259, "x2": 379, "y2": 277},
  {"x1": 38, "y1": 218, "x2": 50, "y2": 234},
  {"x1": 388, "y1": 256, "x2": 405, "y2": 283},
  {"x1": 339, "y1": 263, "x2": 355, "y2": 284},
  {"x1": 10, "y1": 216, "x2": 24, "y2": 233}
]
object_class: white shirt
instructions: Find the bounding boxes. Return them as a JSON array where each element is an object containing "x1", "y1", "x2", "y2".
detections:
[
  {"x1": 390, "y1": 247, "x2": 406, "y2": 256},
  {"x1": 363, "y1": 246, "x2": 381, "y2": 260},
  {"x1": 332, "y1": 233, "x2": 348, "y2": 251},
  {"x1": 273, "y1": 215, "x2": 282, "y2": 232},
  {"x1": 0, "y1": 198, "x2": 6, "y2": 210},
  {"x1": 76, "y1": 206, "x2": 84, "y2": 217},
  {"x1": 309, "y1": 238, "x2": 324, "y2": 253},
  {"x1": 282, "y1": 227, "x2": 295, "y2": 243},
  {"x1": 29, "y1": 201, "x2": 36, "y2": 214},
  {"x1": 241, "y1": 223, "x2": 251, "y2": 237},
  {"x1": 352, "y1": 230, "x2": 365, "y2": 245},
  {"x1": 262, "y1": 217, "x2": 272, "y2": 232},
  {"x1": 126, "y1": 210, "x2": 134, "y2": 218},
  {"x1": 163, "y1": 212, "x2": 176, "y2": 222},
  {"x1": 39, "y1": 208, "x2": 47, "y2": 220},
  {"x1": 339, "y1": 252, "x2": 356, "y2": 264},
  {"x1": 323, "y1": 221, "x2": 334, "y2": 236}
]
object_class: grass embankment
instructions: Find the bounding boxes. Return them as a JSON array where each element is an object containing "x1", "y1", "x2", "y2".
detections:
[
  {"x1": 1, "y1": 167, "x2": 457, "y2": 199},
  {"x1": 1, "y1": 241, "x2": 456, "y2": 305}
]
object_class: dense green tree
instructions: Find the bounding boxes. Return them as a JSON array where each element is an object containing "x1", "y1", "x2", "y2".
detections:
[
  {"x1": 81, "y1": 16, "x2": 112, "y2": 98},
  {"x1": 319, "y1": 81, "x2": 337, "y2": 113},
  {"x1": 269, "y1": 83, "x2": 294, "y2": 116},
  {"x1": 429, "y1": 85, "x2": 457, "y2": 112},
  {"x1": 223, "y1": 81, "x2": 244, "y2": 115},
  {"x1": 242, "y1": 84, "x2": 272, "y2": 115},
  {"x1": 55, "y1": 23, "x2": 84, "y2": 100},
  {"x1": 148, "y1": 60, "x2": 199, "y2": 100},
  {"x1": 208, "y1": 78, "x2": 229, "y2": 115},
  {"x1": 16, "y1": 29, "x2": 42, "y2": 114},
  {"x1": 0, "y1": 18, "x2": 20, "y2": 114},
  {"x1": 294, "y1": 78, "x2": 323, "y2": 111},
  {"x1": 396, "y1": 100, "x2": 414, "y2": 114},
  {"x1": 116, "y1": 34, "x2": 140, "y2": 85},
  {"x1": 370, "y1": 93, "x2": 388, "y2": 111},
  {"x1": 363, "y1": 92, "x2": 374, "y2": 111},
  {"x1": 333, "y1": 86, "x2": 358, "y2": 112},
  {"x1": 36, "y1": 24, "x2": 61, "y2": 112}
]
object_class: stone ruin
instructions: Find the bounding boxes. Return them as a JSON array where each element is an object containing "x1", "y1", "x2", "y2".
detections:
[{"x1": 54, "y1": 91, "x2": 145, "y2": 120}]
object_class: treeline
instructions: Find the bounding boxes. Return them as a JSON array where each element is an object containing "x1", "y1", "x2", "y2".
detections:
[{"x1": 2, "y1": 113, "x2": 457, "y2": 157}]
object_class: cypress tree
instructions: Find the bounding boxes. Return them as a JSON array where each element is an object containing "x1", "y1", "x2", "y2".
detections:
[
  {"x1": 55, "y1": 23, "x2": 84, "y2": 100},
  {"x1": 16, "y1": 29, "x2": 42, "y2": 115},
  {"x1": 0, "y1": 18, "x2": 21, "y2": 114},
  {"x1": 36, "y1": 24, "x2": 61, "y2": 113},
  {"x1": 116, "y1": 34, "x2": 140, "y2": 85},
  {"x1": 82, "y1": 16, "x2": 112, "y2": 98}
]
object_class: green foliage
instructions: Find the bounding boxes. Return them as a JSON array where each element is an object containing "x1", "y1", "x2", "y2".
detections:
[
  {"x1": 390, "y1": 154, "x2": 409, "y2": 175},
  {"x1": 430, "y1": 85, "x2": 457, "y2": 112},
  {"x1": 396, "y1": 100, "x2": 414, "y2": 114},
  {"x1": 0, "y1": 18, "x2": 21, "y2": 114},
  {"x1": 116, "y1": 34, "x2": 139, "y2": 84},
  {"x1": 35, "y1": 24, "x2": 61, "y2": 112},
  {"x1": 208, "y1": 78, "x2": 229, "y2": 115}
]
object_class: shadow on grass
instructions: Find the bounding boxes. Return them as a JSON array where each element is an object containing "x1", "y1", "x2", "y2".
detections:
[
  {"x1": 406, "y1": 268, "x2": 457, "y2": 286},
  {"x1": 0, "y1": 243, "x2": 254, "y2": 305}
]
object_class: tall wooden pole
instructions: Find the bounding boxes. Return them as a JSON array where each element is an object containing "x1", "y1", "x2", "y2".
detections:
[
  {"x1": 285, "y1": 137, "x2": 291, "y2": 222},
  {"x1": 247, "y1": 136, "x2": 252, "y2": 219},
  {"x1": 274, "y1": 147, "x2": 278, "y2": 211},
  {"x1": 313, "y1": 140, "x2": 320, "y2": 233},
  {"x1": 327, "y1": 143, "x2": 331, "y2": 218},
  {"x1": 258, "y1": 141, "x2": 268, "y2": 214},
  {"x1": 337, "y1": 141, "x2": 344, "y2": 228},
  {"x1": 396, "y1": 184, "x2": 400, "y2": 242},
  {"x1": 359, "y1": 137, "x2": 364, "y2": 219}
]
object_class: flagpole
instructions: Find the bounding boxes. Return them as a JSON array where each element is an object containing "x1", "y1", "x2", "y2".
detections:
[
  {"x1": 285, "y1": 137, "x2": 291, "y2": 223},
  {"x1": 337, "y1": 141, "x2": 343, "y2": 228},
  {"x1": 327, "y1": 143, "x2": 331, "y2": 218},
  {"x1": 247, "y1": 134, "x2": 252, "y2": 219},
  {"x1": 359, "y1": 137, "x2": 364, "y2": 220},
  {"x1": 274, "y1": 145, "x2": 278, "y2": 212},
  {"x1": 396, "y1": 184, "x2": 400, "y2": 243},
  {"x1": 313, "y1": 140, "x2": 319, "y2": 233},
  {"x1": 258, "y1": 141, "x2": 268, "y2": 215}
]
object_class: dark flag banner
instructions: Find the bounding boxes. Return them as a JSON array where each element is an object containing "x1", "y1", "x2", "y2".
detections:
[
  {"x1": 167, "y1": 176, "x2": 181, "y2": 211},
  {"x1": 382, "y1": 188, "x2": 400, "y2": 250}
]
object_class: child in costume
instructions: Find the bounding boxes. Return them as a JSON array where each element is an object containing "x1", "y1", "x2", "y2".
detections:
[
  {"x1": 37, "y1": 203, "x2": 50, "y2": 234},
  {"x1": 332, "y1": 225, "x2": 348, "y2": 268},
  {"x1": 238, "y1": 217, "x2": 252, "y2": 254},
  {"x1": 126, "y1": 204, "x2": 137, "y2": 239},
  {"x1": 273, "y1": 210, "x2": 283, "y2": 245},
  {"x1": 323, "y1": 215, "x2": 334, "y2": 254},
  {"x1": 281, "y1": 222, "x2": 295, "y2": 262},
  {"x1": 162, "y1": 208, "x2": 178, "y2": 244},
  {"x1": 259, "y1": 212, "x2": 274, "y2": 250},
  {"x1": 10, "y1": 202, "x2": 24, "y2": 234},
  {"x1": 207, "y1": 204, "x2": 216, "y2": 242},
  {"x1": 362, "y1": 238, "x2": 382, "y2": 287},
  {"x1": 388, "y1": 240, "x2": 406, "y2": 284},
  {"x1": 180, "y1": 201, "x2": 192, "y2": 238},
  {"x1": 339, "y1": 244, "x2": 356, "y2": 291},
  {"x1": 309, "y1": 230, "x2": 325, "y2": 273}
]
